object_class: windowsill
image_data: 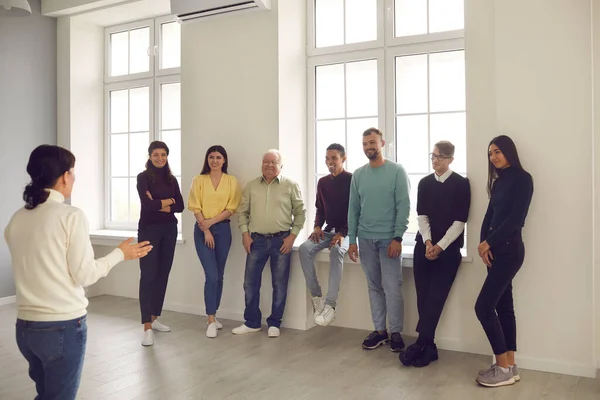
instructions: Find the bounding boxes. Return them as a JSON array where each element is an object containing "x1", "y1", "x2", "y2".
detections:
[
  {"x1": 290, "y1": 245, "x2": 472, "y2": 268},
  {"x1": 90, "y1": 230, "x2": 185, "y2": 246}
]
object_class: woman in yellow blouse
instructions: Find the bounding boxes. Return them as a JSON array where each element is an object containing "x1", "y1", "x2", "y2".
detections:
[{"x1": 188, "y1": 145, "x2": 241, "y2": 338}]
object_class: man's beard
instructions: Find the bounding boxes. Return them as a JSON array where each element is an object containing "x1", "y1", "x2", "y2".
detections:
[{"x1": 365, "y1": 149, "x2": 380, "y2": 160}]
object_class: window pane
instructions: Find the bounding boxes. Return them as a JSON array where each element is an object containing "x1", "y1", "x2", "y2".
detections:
[
  {"x1": 346, "y1": 117, "x2": 378, "y2": 173},
  {"x1": 129, "y1": 27, "x2": 150, "y2": 74},
  {"x1": 316, "y1": 64, "x2": 345, "y2": 119},
  {"x1": 346, "y1": 0, "x2": 377, "y2": 44},
  {"x1": 110, "y1": 134, "x2": 128, "y2": 177},
  {"x1": 129, "y1": 132, "x2": 149, "y2": 176},
  {"x1": 161, "y1": 22, "x2": 181, "y2": 70},
  {"x1": 395, "y1": 54, "x2": 428, "y2": 114},
  {"x1": 161, "y1": 130, "x2": 181, "y2": 176},
  {"x1": 110, "y1": 89, "x2": 128, "y2": 133},
  {"x1": 316, "y1": 120, "x2": 345, "y2": 175},
  {"x1": 396, "y1": 115, "x2": 429, "y2": 173},
  {"x1": 161, "y1": 82, "x2": 181, "y2": 130},
  {"x1": 429, "y1": 51, "x2": 465, "y2": 112},
  {"x1": 129, "y1": 178, "x2": 141, "y2": 223},
  {"x1": 346, "y1": 60, "x2": 378, "y2": 118},
  {"x1": 429, "y1": 0, "x2": 464, "y2": 33},
  {"x1": 407, "y1": 174, "x2": 427, "y2": 234},
  {"x1": 315, "y1": 0, "x2": 344, "y2": 48},
  {"x1": 395, "y1": 0, "x2": 427, "y2": 37},
  {"x1": 430, "y1": 112, "x2": 466, "y2": 173},
  {"x1": 110, "y1": 31, "x2": 128, "y2": 77},
  {"x1": 129, "y1": 86, "x2": 149, "y2": 132},
  {"x1": 111, "y1": 178, "x2": 129, "y2": 222}
]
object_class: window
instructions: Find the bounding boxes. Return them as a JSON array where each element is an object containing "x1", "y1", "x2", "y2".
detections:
[
  {"x1": 105, "y1": 16, "x2": 181, "y2": 231},
  {"x1": 308, "y1": 0, "x2": 465, "y2": 246}
]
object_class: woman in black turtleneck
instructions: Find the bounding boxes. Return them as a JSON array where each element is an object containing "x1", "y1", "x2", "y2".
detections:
[
  {"x1": 474, "y1": 135, "x2": 534, "y2": 388},
  {"x1": 136, "y1": 141, "x2": 184, "y2": 347}
]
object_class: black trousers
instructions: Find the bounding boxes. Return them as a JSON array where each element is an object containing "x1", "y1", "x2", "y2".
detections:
[
  {"x1": 413, "y1": 241, "x2": 462, "y2": 341},
  {"x1": 138, "y1": 222, "x2": 177, "y2": 324},
  {"x1": 475, "y1": 239, "x2": 525, "y2": 355}
]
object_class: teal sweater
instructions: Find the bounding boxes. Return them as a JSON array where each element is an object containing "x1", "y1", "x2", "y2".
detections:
[{"x1": 348, "y1": 160, "x2": 411, "y2": 245}]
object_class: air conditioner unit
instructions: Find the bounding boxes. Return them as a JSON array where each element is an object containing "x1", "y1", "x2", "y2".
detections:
[{"x1": 170, "y1": 0, "x2": 272, "y2": 22}]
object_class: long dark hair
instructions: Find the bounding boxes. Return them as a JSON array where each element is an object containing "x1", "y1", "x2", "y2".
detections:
[
  {"x1": 23, "y1": 145, "x2": 76, "y2": 210},
  {"x1": 201, "y1": 145, "x2": 229, "y2": 175},
  {"x1": 145, "y1": 141, "x2": 176, "y2": 184},
  {"x1": 487, "y1": 135, "x2": 526, "y2": 196}
]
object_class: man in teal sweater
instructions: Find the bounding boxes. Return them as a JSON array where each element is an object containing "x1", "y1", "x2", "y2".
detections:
[{"x1": 348, "y1": 127, "x2": 411, "y2": 352}]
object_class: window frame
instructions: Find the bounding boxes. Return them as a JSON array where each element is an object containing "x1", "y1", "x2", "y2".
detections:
[
  {"x1": 307, "y1": 0, "x2": 465, "y2": 248},
  {"x1": 104, "y1": 17, "x2": 181, "y2": 232}
]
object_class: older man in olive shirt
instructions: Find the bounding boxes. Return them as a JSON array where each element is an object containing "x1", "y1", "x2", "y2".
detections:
[{"x1": 232, "y1": 149, "x2": 306, "y2": 338}]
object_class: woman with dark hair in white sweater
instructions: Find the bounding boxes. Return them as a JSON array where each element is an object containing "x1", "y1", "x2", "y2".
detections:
[{"x1": 4, "y1": 145, "x2": 153, "y2": 400}]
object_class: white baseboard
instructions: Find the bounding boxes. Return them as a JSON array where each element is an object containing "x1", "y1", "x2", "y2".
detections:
[
  {"x1": 515, "y1": 355, "x2": 596, "y2": 378},
  {"x1": 162, "y1": 301, "x2": 308, "y2": 330},
  {"x1": 0, "y1": 295, "x2": 16, "y2": 306}
]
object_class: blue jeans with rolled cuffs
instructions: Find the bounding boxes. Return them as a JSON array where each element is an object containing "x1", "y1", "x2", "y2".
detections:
[
  {"x1": 16, "y1": 315, "x2": 87, "y2": 400},
  {"x1": 243, "y1": 231, "x2": 292, "y2": 329},
  {"x1": 358, "y1": 238, "x2": 404, "y2": 333},
  {"x1": 194, "y1": 220, "x2": 233, "y2": 316}
]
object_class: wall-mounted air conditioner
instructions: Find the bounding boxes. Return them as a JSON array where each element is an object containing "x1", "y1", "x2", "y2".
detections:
[{"x1": 170, "y1": 0, "x2": 272, "y2": 22}]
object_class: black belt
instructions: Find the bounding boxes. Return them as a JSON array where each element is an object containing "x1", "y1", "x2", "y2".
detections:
[{"x1": 252, "y1": 231, "x2": 289, "y2": 238}]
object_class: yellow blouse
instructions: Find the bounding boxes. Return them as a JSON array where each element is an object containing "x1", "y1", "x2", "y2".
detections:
[{"x1": 188, "y1": 173, "x2": 242, "y2": 219}]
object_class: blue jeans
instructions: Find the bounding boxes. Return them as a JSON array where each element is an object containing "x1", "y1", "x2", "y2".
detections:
[
  {"x1": 15, "y1": 316, "x2": 87, "y2": 400},
  {"x1": 194, "y1": 221, "x2": 233, "y2": 316},
  {"x1": 243, "y1": 232, "x2": 292, "y2": 329},
  {"x1": 358, "y1": 238, "x2": 404, "y2": 333},
  {"x1": 298, "y1": 232, "x2": 349, "y2": 307}
]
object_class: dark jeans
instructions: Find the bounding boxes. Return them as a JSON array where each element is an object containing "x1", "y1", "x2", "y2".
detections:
[
  {"x1": 16, "y1": 316, "x2": 87, "y2": 400},
  {"x1": 194, "y1": 221, "x2": 233, "y2": 316},
  {"x1": 475, "y1": 239, "x2": 525, "y2": 355},
  {"x1": 243, "y1": 232, "x2": 292, "y2": 329},
  {"x1": 413, "y1": 241, "x2": 462, "y2": 341},
  {"x1": 138, "y1": 222, "x2": 178, "y2": 324}
]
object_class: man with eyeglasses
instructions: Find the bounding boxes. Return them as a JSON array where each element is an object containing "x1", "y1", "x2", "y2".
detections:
[
  {"x1": 399, "y1": 141, "x2": 470, "y2": 368},
  {"x1": 348, "y1": 128, "x2": 411, "y2": 353},
  {"x1": 233, "y1": 149, "x2": 306, "y2": 338}
]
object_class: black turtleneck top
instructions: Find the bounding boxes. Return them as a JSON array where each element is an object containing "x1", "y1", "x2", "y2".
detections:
[
  {"x1": 480, "y1": 166, "x2": 534, "y2": 247},
  {"x1": 136, "y1": 164, "x2": 184, "y2": 228}
]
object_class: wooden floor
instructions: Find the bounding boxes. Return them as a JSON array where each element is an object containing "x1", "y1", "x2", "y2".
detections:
[{"x1": 1, "y1": 296, "x2": 599, "y2": 400}]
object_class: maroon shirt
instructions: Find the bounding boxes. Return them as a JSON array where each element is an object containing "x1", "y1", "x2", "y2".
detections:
[
  {"x1": 136, "y1": 165, "x2": 184, "y2": 228},
  {"x1": 314, "y1": 171, "x2": 352, "y2": 237}
]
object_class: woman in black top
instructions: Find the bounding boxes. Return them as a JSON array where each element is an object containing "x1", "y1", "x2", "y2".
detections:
[
  {"x1": 400, "y1": 141, "x2": 470, "y2": 368},
  {"x1": 136, "y1": 141, "x2": 184, "y2": 346},
  {"x1": 475, "y1": 135, "x2": 534, "y2": 387}
]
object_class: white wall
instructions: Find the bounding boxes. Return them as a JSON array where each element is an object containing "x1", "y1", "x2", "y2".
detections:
[
  {"x1": 0, "y1": 0, "x2": 57, "y2": 298},
  {"x1": 594, "y1": 0, "x2": 600, "y2": 370},
  {"x1": 85, "y1": 0, "x2": 599, "y2": 378}
]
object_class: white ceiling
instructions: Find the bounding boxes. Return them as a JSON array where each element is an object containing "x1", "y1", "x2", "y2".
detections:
[{"x1": 72, "y1": 0, "x2": 171, "y2": 27}]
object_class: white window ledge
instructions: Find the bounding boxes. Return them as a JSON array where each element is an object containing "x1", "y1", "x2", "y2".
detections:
[
  {"x1": 291, "y1": 245, "x2": 472, "y2": 268},
  {"x1": 90, "y1": 230, "x2": 185, "y2": 246}
]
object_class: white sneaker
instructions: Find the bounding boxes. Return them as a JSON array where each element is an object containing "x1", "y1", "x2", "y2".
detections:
[
  {"x1": 214, "y1": 319, "x2": 223, "y2": 330},
  {"x1": 315, "y1": 305, "x2": 336, "y2": 326},
  {"x1": 311, "y1": 296, "x2": 325, "y2": 321},
  {"x1": 206, "y1": 322, "x2": 218, "y2": 338},
  {"x1": 268, "y1": 326, "x2": 280, "y2": 338},
  {"x1": 151, "y1": 319, "x2": 171, "y2": 332},
  {"x1": 142, "y1": 330, "x2": 154, "y2": 346},
  {"x1": 232, "y1": 324, "x2": 261, "y2": 335}
]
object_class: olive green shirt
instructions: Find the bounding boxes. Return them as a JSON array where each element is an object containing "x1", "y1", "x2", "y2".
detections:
[{"x1": 238, "y1": 175, "x2": 306, "y2": 236}]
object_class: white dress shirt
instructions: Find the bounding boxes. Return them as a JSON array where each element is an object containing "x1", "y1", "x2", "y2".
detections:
[
  {"x1": 4, "y1": 189, "x2": 124, "y2": 321},
  {"x1": 416, "y1": 169, "x2": 466, "y2": 250}
]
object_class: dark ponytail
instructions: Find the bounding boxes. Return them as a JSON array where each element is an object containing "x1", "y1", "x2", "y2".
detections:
[{"x1": 23, "y1": 145, "x2": 76, "y2": 210}]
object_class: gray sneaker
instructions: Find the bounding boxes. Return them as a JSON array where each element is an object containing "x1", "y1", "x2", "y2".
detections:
[
  {"x1": 476, "y1": 364, "x2": 516, "y2": 387},
  {"x1": 511, "y1": 364, "x2": 520, "y2": 382}
]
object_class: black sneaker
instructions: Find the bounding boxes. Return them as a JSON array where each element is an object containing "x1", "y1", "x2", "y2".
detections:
[
  {"x1": 399, "y1": 342, "x2": 424, "y2": 366},
  {"x1": 412, "y1": 343, "x2": 439, "y2": 367},
  {"x1": 389, "y1": 332, "x2": 405, "y2": 352},
  {"x1": 362, "y1": 331, "x2": 389, "y2": 350}
]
